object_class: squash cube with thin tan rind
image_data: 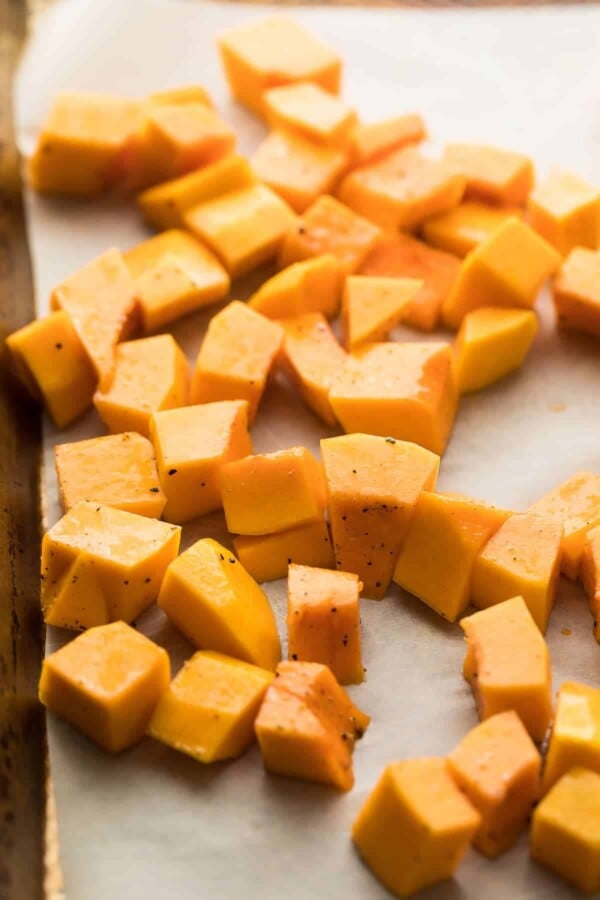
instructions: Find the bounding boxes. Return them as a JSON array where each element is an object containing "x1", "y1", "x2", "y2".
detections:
[
  {"x1": 528, "y1": 169, "x2": 600, "y2": 256},
  {"x1": 190, "y1": 301, "x2": 284, "y2": 422},
  {"x1": 321, "y1": 434, "x2": 439, "y2": 599},
  {"x1": 149, "y1": 400, "x2": 251, "y2": 525},
  {"x1": 249, "y1": 255, "x2": 342, "y2": 321},
  {"x1": 147, "y1": 650, "x2": 273, "y2": 763},
  {"x1": 553, "y1": 247, "x2": 600, "y2": 338},
  {"x1": 39, "y1": 621, "x2": 170, "y2": 752},
  {"x1": 94, "y1": 334, "x2": 189, "y2": 438},
  {"x1": 447, "y1": 711, "x2": 541, "y2": 858},
  {"x1": 349, "y1": 114, "x2": 426, "y2": 167},
  {"x1": 41, "y1": 502, "x2": 180, "y2": 630},
  {"x1": 233, "y1": 520, "x2": 334, "y2": 583},
  {"x1": 423, "y1": 202, "x2": 524, "y2": 258},
  {"x1": 453, "y1": 307, "x2": 538, "y2": 394},
  {"x1": 352, "y1": 758, "x2": 480, "y2": 898},
  {"x1": 341, "y1": 276, "x2": 421, "y2": 349},
  {"x1": 393, "y1": 491, "x2": 510, "y2": 623},
  {"x1": 55, "y1": 432, "x2": 165, "y2": 519},
  {"x1": 158, "y1": 537, "x2": 281, "y2": 671},
  {"x1": 148, "y1": 85, "x2": 214, "y2": 108},
  {"x1": 581, "y1": 526, "x2": 600, "y2": 643},
  {"x1": 264, "y1": 83, "x2": 356, "y2": 149},
  {"x1": 329, "y1": 342, "x2": 458, "y2": 456},
  {"x1": 219, "y1": 446, "x2": 326, "y2": 536},
  {"x1": 287, "y1": 564, "x2": 363, "y2": 684},
  {"x1": 459, "y1": 597, "x2": 553, "y2": 743},
  {"x1": 542, "y1": 682, "x2": 600, "y2": 793},
  {"x1": 443, "y1": 143, "x2": 534, "y2": 207}
]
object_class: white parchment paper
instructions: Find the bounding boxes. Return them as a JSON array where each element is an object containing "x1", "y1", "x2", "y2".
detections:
[{"x1": 14, "y1": 1, "x2": 600, "y2": 896}]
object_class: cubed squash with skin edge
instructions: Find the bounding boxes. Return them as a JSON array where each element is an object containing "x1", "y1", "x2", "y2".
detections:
[
  {"x1": 553, "y1": 247, "x2": 600, "y2": 338},
  {"x1": 422, "y1": 202, "x2": 524, "y2": 258},
  {"x1": 581, "y1": 526, "x2": 600, "y2": 642},
  {"x1": 55, "y1": 432, "x2": 165, "y2": 519},
  {"x1": 341, "y1": 276, "x2": 422, "y2": 349},
  {"x1": 148, "y1": 85, "x2": 214, "y2": 108},
  {"x1": 459, "y1": 597, "x2": 553, "y2": 743},
  {"x1": 39, "y1": 621, "x2": 170, "y2": 752},
  {"x1": 157, "y1": 537, "x2": 281, "y2": 672},
  {"x1": 287, "y1": 564, "x2": 363, "y2": 684},
  {"x1": 219, "y1": 446, "x2": 326, "y2": 536},
  {"x1": 321, "y1": 434, "x2": 439, "y2": 599},
  {"x1": 149, "y1": 400, "x2": 252, "y2": 525},
  {"x1": 264, "y1": 83, "x2": 357, "y2": 149},
  {"x1": 453, "y1": 307, "x2": 538, "y2": 394},
  {"x1": 248, "y1": 255, "x2": 342, "y2": 321},
  {"x1": 528, "y1": 169, "x2": 600, "y2": 256},
  {"x1": 542, "y1": 682, "x2": 600, "y2": 793},
  {"x1": 443, "y1": 143, "x2": 535, "y2": 207},
  {"x1": 447, "y1": 711, "x2": 541, "y2": 858},
  {"x1": 349, "y1": 114, "x2": 426, "y2": 167},
  {"x1": 352, "y1": 758, "x2": 481, "y2": 898},
  {"x1": 147, "y1": 651, "x2": 274, "y2": 763},
  {"x1": 234, "y1": 521, "x2": 333, "y2": 583},
  {"x1": 393, "y1": 491, "x2": 511, "y2": 623},
  {"x1": 94, "y1": 334, "x2": 189, "y2": 439}
]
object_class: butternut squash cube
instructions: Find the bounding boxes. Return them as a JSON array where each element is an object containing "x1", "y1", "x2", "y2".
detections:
[
  {"x1": 55, "y1": 432, "x2": 165, "y2": 519},
  {"x1": 157, "y1": 537, "x2": 281, "y2": 671},
  {"x1": 50, "y1": 249, "x2": 140, "y2": 392},
  {"x1": 329, "y1": 342, "x2": 458, "y2": 455},
  {"x1": 149, "y1": 400, "x2": 251, "y2": 524},
  {"x1": 287, "y1": 564, "x2": 363, "y2": 684},
  {"x1": 459, "y1": 597, "x2": 553, "y2": 742},
  {"x1": 249, "y1": 255, "x2": 341, "y2": 321},
  {"x1": 531, "y1": 768, "x2": 600, "y2": 894},
  {"x1": 219, "y1": 446, "x2": 326, "y2": 535},
  {"x1": 528, "y1": 169, "x2": 600, "y2": 256},
  {"x1": 6, "y1": 311, "x2": 97, "y2": 428},
  {"x1": 447, "y1": 711, "x2": 541, "y2": 858},
  {"x1": 443, "y1": 143, "x2": 534, "y2": 207},
  {"x1": 190, "y1": 301, "x2": 284, "y2": 422},
  {"x1": 393, "y1": 491, "x2": 510, "y2": 623},
  {"x1": 338, "y1": 147, "x2": 465, "y2": 230},
  {"x1": 42, "y1": 501, "x2": 181, "y2": 630},
  {"x1": 94, "y1": 334, "x2": 189, "y2": 438},
  {"x1": 147, "y1": 650, "x2": 273, "y2": 763},
  {"x1": 581, "y1": 525, "x2": 600, "y2": 643},
  {"x1": 321, "y1": 434, "x2": 439, "y2": 599},
  {"x1": 233, "y1": 520, "x2": 334, "y2": 583},
  {"x1": 349, "y1": 114, "x2": 426, "y2": 167},
  {"x1": 422, "y1": 202, "x2": 523, "y2": 258},
  {"x1": 341, "y1": 275, "x2": 421, "y2": 348},
  {"x1": 218, "y1": 16, "x2": 341, "y2": 118},
  {"x1": 39, "y1": 621, "x2": 169, "y2": 752},
  {"x1": 352, "y1": 758, "x2": 480, "y2": 897},
  {"x1": 124, "y1": 229, "x2": 230, "y2": 333},
  {"x1": 264, "y1": 83, "x2": 356, "y2": 149},
  {"x1": 453, "y1": 307, "x2": 538, "y2": 394},
  {"x1": 359, "y1": 232, "x2": 461, "y2": 332},
  {"x1": 542, "y1": 682, "x2": 600, "y2": 793},
  {"x1": 148, "y1": 85, "x2": 213, "y2": 108},
  {"x1": 553, "y1": 247, "x2": 600, "y2": 338},
  {"x1": 279, "y1": 195, "x2": 381, "y2": 276}
]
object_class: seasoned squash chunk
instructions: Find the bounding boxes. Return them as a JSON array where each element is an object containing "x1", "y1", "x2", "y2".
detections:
[
  {"x1": 55, "y1": 432, "x2": 165, "y2": 518},
  {"x1": 341, "y1": 276, "x2": 421, "y2": 348},
  {"x1": 6, "y1": 311, "x2": 97, "y2": 428},
  {"x1": 94, "y1": 334, "x2": 189, "y2": 438},
  {"x1": 150, "y1": 400, "x2": 251, "y2": 524},
  {"x1": 264, "y1": 83, "x2": 356, "y2": 149},
  {"x1": 158, "y1": 537, "x2": 281, "y2": 671},
  {"x1": 42, "y1": 502, "x2": 181, "y2": 630},
  {"x1": 249, "y1": 255, "x2": 341, "y2": 320},
  {"x1": 124, "y1": 230, "x2": 230, "y2": 333},
  {"x1": 233, "y1": 520, "x2": 334, "y2": 583},
  {"x1": 218, "y1": 16, "x2": 341, "y2": 117},
  {"x1": 542, "y1": 682, "x2": 600, "y2": 792},
  {"x1": 190, "y1": 301, "x2": 284, "y2": 422},
  {"x1": 393, "y1": 492, "x2": 509, "y2": 623},
  {"x1": 447, "y1": 711, "x2": 541, "y2": 858},
  {"x1": 148, "y1": 85, "x2": 213, "y2": 108},
  {"x1": 422, "y1": 202, "x2": 523, "y2": 258},
  {"x1": 581, "y1": 525, "x2": 600, "y2": 643},
  {"x1": 255, "y1": 660, "x2": 369, "y2": 790},
  {"x1": 279, "y1": 195, "x2": 381, "y2": 276},
  {"x1": 553, "y1": 247, "x2": 600, "y2": 338},
  {"x1": 220, "y1": 446, "x2": 326, "y2": 535},
  {"x1": 459, "y1": 597, "x2": 553, "y2": 742},
  {"x1": 359, "y1": 232, "x2": 460, "y2": 332},
  {"x1": 352, "y1": 758, "x2": 480, "y2": 898},
  {"x1": 349, "y1": 114, "x2": 426, "y2": 167},
  {"x1": 329, "y1": 342, "x2": 458, "y2": 455},
  {"x1": 339, "y1": 147, "x2": 465, "y2": 230},
  {"x1": 443, "y1": 143, "x2": 534, "y2": 207},
  {"x1": 528, "y1": 169, "x2": 600, "y2": 256},
  {"x1": 453, "y1": 307, "x2": 538, "y2": 394},
  {"x1": 321, "y1": 434, "x2": 439, "y2": 599},
  {"x1": 287, "y1": 564, "x2": 363, "y2": 684},
  {"x1": 147, "y1": 651, "x2": 273, "y2": 763}
]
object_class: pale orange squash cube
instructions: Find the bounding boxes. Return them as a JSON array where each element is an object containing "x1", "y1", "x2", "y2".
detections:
[
  {"x1": 528, "y1": 169, "x2": 600, "y2": 256},
  {"x1": 249, "y1": 255, "x2": 342, "y2": 321},
  {"x1": 148, "y1": 85, "x2": 213, "y2": 108},
  {"x1": 553, "y1": 247, "x2": 600, "y2": 337},
  {"x1": 349, "y1": 114, "x2": 426, "y2": 167},
  {"x1": 422, "y1": 202, "x2": 524, "y2": 258},
  {"x1": 443, "y1": 143, "x2": 534, "y2": 207},
  {"x1": 581, "y1": 525, "x2": 600, "y2": 642},
  {"x1": 542, "y1": 682, "x2": 600, "y2": 793},
  {"x1": 453, "y1": 307, "x2": 538, "y2": 394},
  {"x1": 233, "y1": 520, "x2": 334, "y2": 583},
  {"x1": 263, "y1": 83, "x2": 356, "y2": 149},
  {"x1": 341, "y1": 275, "x2": 421, "y2": 348}
]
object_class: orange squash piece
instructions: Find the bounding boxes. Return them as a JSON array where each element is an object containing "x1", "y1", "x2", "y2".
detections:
[
  {"x1": 541, "y1": 682, "x2": 600, "y2": 794},
  {"x1": 422, "y1": 202, "x2": 524, "y2": 258},
  {"x1": 581, "y1": 525, "x2": 600, "y2": 643},
  {"x1": 341, "y1": 275, "x2": 421, "y2": 348},
  {"x1": 264, "y1": 83, "x2": 356, "y2": 149},
  {"x1": 249, "y1": 255, "x2": 342, "y2": 321},
  {"x1": 233, "y1": 520, "x2": 334, "y2": 583},
  {"x1": 349, "y1": 114, "x2": 426, "y2": 167},
  {"x1": 553, "y1": 247, "x2": 600, "y2": 338},
  {"x1": 528, "y1": 169, "x2": 600, "y2": 256},
  {"x1": 148, "y1": 85, "x2": 214, "y2": 108},
  {"x1": 443, "y1": 143, "x2": 534, "y2": 207}
]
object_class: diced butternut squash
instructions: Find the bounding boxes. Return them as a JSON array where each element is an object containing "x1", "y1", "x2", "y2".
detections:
[
  {"x1": 94, "y1": 334, "x2": 188, "y2": 438},
  {"x1": 157, "y1": 537, "x2": 281, "y2": 671},
  {"x1": 233, "y1": 520, "x2": 334, "y2": 583},
  {"x1": 453, "y1": 307, "x2": 538, "y2": 393},
  {"x1": 219, "y1": 446, "x2": 326, "y2": 535},
  {"x1": 149, "y1": 400, "x2": 251, "y2": 524},
  {"x1": 459, "y1": 597, "x2": 553, "y2": 743},
  {"x1": 55, "y1": 432, "x2": 165, "y2": 519},
  {"x1": 443, "y1": 143, "x2": 534, "y2": 207},
  {"x1": 422, "y1": 202, "x2": 523, "y2": 258},
  {"x1": 393, "y1": 491, "x2": 510, "y2": 623},
  {"x1": 528, "y1": 169, "x2": 600, "y2": 256},
  {"x1": 352, "y1": 758, "x2": 480, "y2": 898},
  {"x1": 41, "y1": 501, "x2": 181, "y2": 630},
  {"x1": 190, "y1": 301, "x2": 283, "y2": 422},
  {"x1": 542, "y1": 682, "x2": 600, "y2": 793},
  {"x1": 287, "y1": 564, "x2": 363, "y2": 684},
  {"x1": 447, "y1": 711, "x2": 541, "y2": 858},
  {"x1": 249, "y1": 255, "x2": 341, "y2": 320},
  {"x1": 349, "y1": 114, "x2": 426, "y2": 167},
  {"x1": 359, "y1": 232, "x2": 460, "y2": 332},
  {"x1": 341, "y1": 275, "x2": 421, "y2": 348},
  {"x1": 321, "y1": 434, "x2": 439, "y2": 599},
  {"x1": 581, "y1": 525, "x2": 600, "y2": 643},
  {"x1": 147, "y1": 650, "x2": 273, "y2": 763},
  {"x1": 148, "y1": 85, "x2": 213, "y2": 108},
  {"x1": 264, "y1": 83, "x2": 356, "y2": 149},
  {"x1": 218, "y1": 16, "x2": 341, "y2": 117},
  {"x1": 329, "y1": 341, "x2": 458, "y2": 455},
  {"x1": 553, "y1": 247, "x2": 600, "y2": 337}
]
